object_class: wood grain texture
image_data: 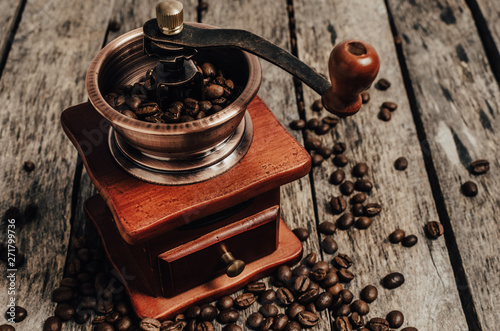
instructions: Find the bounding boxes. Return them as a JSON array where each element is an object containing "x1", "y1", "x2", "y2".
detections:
[
  {"x1": 294, "y1": 0, "x2": 468, "y2": 329},
  {"x1": 0, "y1": 0, "x2": 113, "y2": 329},
  {"x1": 0, "y1": 0, "x2": 23, "y2": 70},
  {"x1": 387, "y1": 0, "x2": 500, "y2": 328},
  {"x1": 202, "y1": 0, "x2": 330, "y2": 329}
]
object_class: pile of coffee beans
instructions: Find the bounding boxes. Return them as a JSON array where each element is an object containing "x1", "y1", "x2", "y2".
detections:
[
  {"x1": 104, "y1": 61, "x2": 242, "y2": 124},
  {"x1": 461, "y1": 159, "x2": 489, "y2": 197}
]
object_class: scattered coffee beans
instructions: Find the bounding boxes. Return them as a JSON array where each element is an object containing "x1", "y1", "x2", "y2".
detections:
[
  {"x1": 335, "y1": 316, "x2": 352, "y2": 331},
  {"x1": 461, "y1": 181, "x2": 478, "y2": 197},
  {"x1": 469, "y1": 159, "x2": 489, "y2": 175},
  {"x1": 217, "y1": 309, "x2": 239, "y2": 324},
  {"x1": 260, "y1": 290, "x2": 277, "y2": 304},
  {"x1": 311, "y1": 99, "x2": 323, "y2": 111},
  {"x1": 425, "y1": 221, "x2": 444, "y2": 239},
  {"x1": 337, "y1": 213, "x2": 355, "y2": 230},
  {"x1": 402, "y1": 234, "x2": 418, "y2": 247},
  {"x1": 260, "y1": 304, "x2": 279, "y2": 318},
  {"x1": 322, "y1": 116, "x2": 339, "y2": 127},
  {"x1": 378, "y1": 108, "x2": 391, "y2": 121},
  {"x1": 311, "y1": 154, "x2": 324, "y2": 167},
  {"x1": 386, "y1": 310, "x2": 404, "y2": 328},
  {"x1": 315, "y1": 123, "x2": 331, "y2": 135},
  {"x1": 307, "y1": 118, "x2": 320, "y2": 130},
  {"x1": 330, "y1": 169, "x2": 346, "y2": 185},
  {"x1": 361, "y1": 91, "x2": 370, "y2": 103},
  {"x1": 352, "y1": 162, "x2": 369, "y2": 177},
  {"x1": 6, "y1": 306, "x2": 27, "y2": 323},
  {"x1": 247, "y1": 312, "x2": 264, "y2": 328},
  {"x1": 44, "y1": 316, "x2": 62, "y2": 331},
  {"x1": 394, "y1": 157, "x2": 408, "y2": 171},
  {"x1": 355, "y1": 216, "x2": 372, "y2": 229},
  {"x1": 351, "y1": 299, "x2": 370, "y2": 315},
  {"x1": 364, "y1": 203, "x2": 382, "y2": 217},
  {"x1": 383, "y1": 272, "x2": 405, "y2": 289},
  {"x1": 355, "y1": 179, "x2": 373, "y2": 192},
  {"x1": 322, "y1": 237, "x2": 338, "y2": 254},
  {"x1": 290, "y1": 119, "x2": 306, "y2": 130},
  {"x1": 23, "y1": 161, "x2": 35, "y2": 172},
  {"x1": 382, "y1": 101, "x2": 397, "y2": 111},
  {"x1": 340, "y1": 181, "x2": 355, "y2": 196},
  {"x1": 303, "y1": 252, "x2": 317, "y2": 267},
  {"x1": 389, "y1": 229, "x2": 405, "y2": 243},
  {"x1": 360, "y1": 285, "x2": 378, "y2": 303},
  {"x1": 246, "y1": 282, "x2": 266, "y2": 294},
  {"x1": 317, "y1": 146, "x2": 332, "y2": 159},
  {"x1": 318, "y1": 221, "x2": 336, "y2": 235},
  {"x1": 351, "y1": 192, "x2": 366, "y2": 204},
  {"x1": 0, "y1": 325, "x2": 14, "y2": 331},
  {"x1": 376, "y1": 78, "x2": 391, "y2": 90},
  {"x1": 339, "y1": 289, "x2": 353, "y2": 304},
  {"x1": 332, "y1": 142, "x2": 346, "y2": 154},
  {"x1": 108, "y1": 20, "x2": 121, "y2": 32},
  {"x1": 292, "y1": 228, "x2": 309, "y2": 241},
  {"x1": 401, "y1": 327, "x2": 418, "y2": 331},
  {"x1": 333, "y1": 154, "x2": 349, "y2": 167},
  {"x1": 330, "y1": 196, "x2": 347, "y2": 214},
  {"x1": 367, "y1": 317, "x2": 390, "y2": 331}
]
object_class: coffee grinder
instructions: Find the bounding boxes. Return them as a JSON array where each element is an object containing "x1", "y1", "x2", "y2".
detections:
[{"x1": 61, "y1": 0, "x2": 379, "y2": 319}]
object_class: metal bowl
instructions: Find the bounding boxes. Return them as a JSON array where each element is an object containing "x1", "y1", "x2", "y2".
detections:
[{"x1": 86, "y1": 24, "x2": 261, "y2": 159}]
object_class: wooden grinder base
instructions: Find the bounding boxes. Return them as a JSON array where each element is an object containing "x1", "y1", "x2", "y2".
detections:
[{"x1": 84, "y1": 194, "x2": 302, "y2": 320}]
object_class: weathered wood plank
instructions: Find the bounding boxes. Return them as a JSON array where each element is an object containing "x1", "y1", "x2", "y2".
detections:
[
  {"x1": 0, "y1": 0, "x2": 23, "y2": 72},
  {"x1": 202, "y1": 0, "x2": 328, "y2": 330},
  {"x1": 472, "y1": 0, "x2": 500, "y2": 80},
  {"x1": 386, "y1": 0, "x2": 500, "y2": 329},
  {"x1": 294, "y1": 0, "x2": 468, "y2": 329},
  {"x1": 0, "y1": 0, "x2": 114, "y2": 329}
]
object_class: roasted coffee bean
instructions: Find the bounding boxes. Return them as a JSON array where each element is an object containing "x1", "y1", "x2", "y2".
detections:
[
  {"x1": 312, "y1": 99, "x2": 323, "y2": 111},
  {"x1": 260, "y1": 304, "x2": 278, "y2": 318},
  {"x1": 383, "y1": 272, "x2": 405, "y2": 289},
  {"x1": 294, "y1": 275, "x2": 311, "y2": 293},
  {"x1": 361, "y1": 91, "x2": 370, "y2": 103},
  {"x1": 290, "y1": 119, "x2": 306, "y2": 130},
  {"x1": 394, "y1": 157, "x2": 408, "y2": 171},
  {"x1": 334, "y1": 254, "x2": 353, "y2": 269},
  {"x1": 389, "y1": 229, "x2": 405, "y2": 243},
  {"x1": 6, "y1": 306, "x2": 27, "y2": 322},
  {"x1": 351, "y1": 299, "x2": 370, "y2": 315},
  {"x1": 271, "y1": 314, "x2": 288, "y2": 331},
  {"x1": 247, "y1": 312, "x2": 264, "y2": 328},
  {"x1": 402, "y1": 234, "x2": 418, "y2": 247},
  {"x1": 185, "y1": 305, "x2": 201, "y2": 319},
  {"x1": 205, "y1": 84, "x2": 224, "y2": 99},
  {"x1": 382, "y1": 101, "x2": 398, "y2": 111},
  {"x1": 67, "y1": 258, "x2": 82, "y2": 275},
  {"x1": 335, "y1": 316, "x2": 352, "y2": 331},
  {"x1": 52, "y1": 287, "x2": 74, "y2": 303},
  {"x1": 364, "y1": 203, "x2": 382, "y2": 217},
  {"x1": 470, "y1": 159, "x2": 489, "y2": 175},
  {"x1": 367, "y1": 317, "x2": 390, "y2": 331},
  {"x1": 338, "y1": 268, "x2": 355, "y2": 282},
  {"x1": 284, "y1": 321, "x2": 302, "y2": 331},
  {"x1": 322, "y1": 236, "x2": 338, "y2": 254},
  {"x1": 462, "y1": 181, "x2": 478, "y2": 197},
  {"x1": 259, "y1": 290, "x2": 276, "y2": 304},
  {"x1": 235, "y1": 292, "x2": 256, "y2": 308},
  {"x1": 318, "y1": 221, "x2": 336, "y2": 235},
  {"x1": 352, "y1": 162, "x2": 369, "y2": 177},
  {"x1": 116, "y1": 316, "x2": 132, "y2": 331},
  {"x1": 200, "y1": 304, "x2": 218, "y2": 321},
  {"x1": 223, "y1": 324, "x2": 241, "y2": 331},
  {"x1": 333, "y1": 154, "x2": 349, "y2": 167},
  {"x1": 319, "y1": 269, "x2": 338, "y2": 287},
  {"x1": 23, "y1": 160, "x2": 35, "y2": 172},
  {"x1": 92, "y1": 315, "x2": 108, "y2": 324},
  {"x1": 351, "y1": 194, "x2": 366, "y2": 207},
  {"x1": 311, "y1": 154, "x2": 324, "y2": 167},
  {"x1": 378, "y1": 108, "x2": 391, "y2": 121},
  {"x1": 355, "y1": 179, "x2": 373, "y2": 192},
  {"x1": 286, "y1": 303, "x2": 305, "y2": 320},
  {"x1": 115, "y1": 302, "x2": 129, "y2": 316},
  {"x1": 322, "y1": 116, "x2": 339, "y2": 127},
  {"x1": 54, "y1": 303, "x2": 75, "y2": 321},
  {"x1": 194, "y1": 321, "x2": 213, "y2": 331},
  {"x1": 199, "y1": 100, "x2": 212, "y2": 112},
  {"x1": 314, "y1": 292, "x2": 333, "y2": 311},
  {"x1": 330, "y1": 196, "x2": 347, "y2": 214},
  {"x1": 303, "y1": 252, "x2": 317, "y2": 267},
  {"x1": 246, "y1": 282, "x2": 266, "y2": 294},
  {"x1": 332, "y1": 304, "x2": 351, "y2": 317},
  {"x1": 140, "y1": 317, "x2": 161, "y2": 331},
  {"x1": 217, "y1": 296, "x2": 234, "y2": 311},
  {"x1": 201, "y1": 63, "x2": 216, "y2": 77},
  {"x1": 338, "y1": 289, "x2": 353, "y2": 304},
  {"x1": 292, "y1": 265, "x2": 310, "y2": 277},
  {"x1": 297, "y1": 311, "x2": 319, "y2": 327},
  {"x1": 350, "y1": 312, "x2": 364, "y2": 328},
  {"x1": 276, "y1": 265, "x2": 293, "y2": 284},
  {"x1": 307, "y1": 281, "x2": 320, "y2": 292},
  {"x1": 218, "y1": 309, "x2": 239, "y2": 324},
  {"x1": 260, "y1": 317, "x2": 274, "y2": 331},
  {"x1": 327, "y1": 283, "x2": 344, "y2": 297},
  {"x1": 298, "y1": 288, "x2": 319, "y2": 304},
  {"x1": 106, "y1": 311, "x2": 120, "y2": 324},
  {"x1": 386, "y1": 310, "x2": 404, "y2": 328},
  {"x1": 332, "y1": 142, "x2": 346, "y2": 154},
  {"x1": 74, "y1": 312, "x2": 91, "y2": 324},
  {"x1": 307, "y1": 118, "x2": 320, "y2": 130},
  {"x1": 277, "y1": 287, "x2": 295, "y2": 305},
  {"x1": 425, "y1": 221, "x2": 444, "y2": 239},
  {"x1": 340, "y1": 181, "x2": 355, "y2": 195},
  {"x1": 351, "y1": 203, "x2": 365, "y2": 217},
  {"x1": 305, "y1": 138, "x2": 322, "y2": 151},
  {"x1": 401, "y1": 327, "x2": 418, "y2": 331},
  {"x1": 292, "y1": 228, "x2": 309, "y2": 242},
  {"x1": 360, "y1": 285, "x2": 378, "y2": 303},
  {"x1": 330, "y1": 169, "x2": 346, "y2": 185},
  {"x1": 337, "y1": 213, "x2": 355, "y2": 230},
  {"x1": 315, "y1": 123, "x2": 331, "y2": 135},
  {"x1": 376, "y1": 78, "x2": 391, "y2": 90},
  {"x1": 310, "y1": 261, "x2": 329, "y2": 281},
  {"x1": 108, "y1": 20, "x2": 121, "y2": 32},
  {"x1": 126, "y1": 96, "x2": 141, "y2": 110},
  {"x1": 317, "y1": 146, "x2": 332, "y2": 159},
  {"x1": 95, "y1": 322, "x2": 115, "y2": 331},
  {"x1": 355, "y1": 216, "x2": 372, "y2": 229}
]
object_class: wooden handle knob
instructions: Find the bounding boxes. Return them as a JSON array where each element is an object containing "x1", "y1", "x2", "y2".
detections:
[
  {"x1": 221, "y1": 252, "x2": 245, "y2": 277},
  {"x1": 322, "y1": 40, "x2": 380, "y2": 117}
]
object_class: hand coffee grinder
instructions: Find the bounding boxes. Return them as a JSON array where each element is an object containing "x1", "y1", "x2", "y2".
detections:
[{"x1": 61, "y1": 0, "x2": 379, "y2": 319}]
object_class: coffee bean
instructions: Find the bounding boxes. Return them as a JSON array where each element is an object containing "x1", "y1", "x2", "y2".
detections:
[
  {"x1": 386, "y1": 310, "x2": 404, "y2": 328},
  {"x1": 259, "y1": 290, "x2": 277, "y2": 304},
  {"x1": 361, "y1": 91, "x2": 370, "y2": 103},
  {"x1": 321, "y1": 269, "x2": 339, "y2": 288},
  {"x1": 0, "y1": 325, "x2": 14, "y2": 331},
  {"x1": 340, "y1": 181, "x2": 355, "y2": 195},
  {"x1": 322, "y1": 237, "x2": 338, "y2": 254},
  {"x1": 92, "y1": 315, "x2": 107, "y2": 324},
  {"x1": 246, "y1": 282, "x2": 266, "y2": 294},
  {"x1": 364, "y1": 203, "x2": 382, "y2": 217},
  {"x1": 314, "y1": 292, "x2": 333, "y2": 311},
  {"x1": 330, "y1": 169, "x2": 345, "y2": 185},
  {"x1": 318, "y1": 146, "x2": 332, "y2": 159},
  {"x1": 311, "y1": 154, "x2": 324, "y2": 167},
  {"x1": 44, "y1": 316, "x2": 62, "y2": 331},
  {"x1": 223, "y1": 323, "x2": 241, "y2": 331},
  {"x1": 376, "y1": 78, "x2": 391, "y2": 90},
  {"x1": 335, "y1": 316, "x2": 352, "y2": 331},
  {"x1": 401, "y1": 327, "x2": 418, "y2": 331},
  {"x1": 298, "y1": 288, "x2": 319, "y2": 304},
  {"x1": 277, "y1": 287, "x2": 295, "y2": 306},
  {"x1": 290, "y1": 119, "x2": 306, "y2": 130},
  {"x1": 260, "y1": 317, "x2": 274, "y2": 331},
  {"x1": 247, "y1": 312, "x2": 264, "y2": 328},
  {"x1": 332, "y1": 142, "x2": 346, "y2": 154},
  {"x1": 116, "y1": 316, "x2": 132, "y2": 331},
  {"x1": 312, "y1": 99, "x2": 323, "y2": 111},
  {"x1": 276, "y1": 265, "x2": 293, "y2": 284},
  {"x1": 108, "y1": 20, "x2": 121, "y2": 32},
  {"x1": 235, "y1": 292, "x2": 256, "y2": 309},
  {"x1": 54, "y1": 303, "x2": 75, "y2": 321},
  {"x1": 330, "y1": 196, "x2": 347, "y2": 214},
  {"x1": 351, "y1": 299, "x2": 370, "y2": 315},
  {"x1": 283, "y1": 321, "x2": 302, "y2": 331},
  {"x1": 327, "y1": 282, "x2": 344, "y2": 297},
  {"x1": 389, "y1": 229, "x2": 405, "y2": 243},
  {"x1": 140, "y1": 317, "x2": 161, "y2": 331},
  {"x1": 318, "y1": 221, "x2": 336, "y2": 235},
  {"x1": 351, "y1": 192, "x2": 366, "y2": 204},
  {"x1": 303, "y1": 252, "x2": 317, "y2": 267},
  {"x1": 115, "y1": 302, "x2": 129, "y2": 316},
  {"x1": 294, "y1": 275, "x2": 311, "y2": 293},
  {"x1": 338, "y1": 289, "x2": 353, "y2": 304},
  {"x1": 425, "y1": 221, "x2": 444, "y2": 239},
  {"x1": 462, "y1": 181, "x2": 478, "y2": 197},
  {"x1": 470, "y1": 159, "x2": 489, "y2": 175},
  {"x1": 307, "y1": 118, "x2": 320, "y2": 130},
  {"x1": 352, "y1": 162, "x2": 369, "y2": 177},
  {"x1": 305, "y1": 138, "x2": 322, "y2": 151},
  {"x1": 378, "y1": 108, "x2": 391, "y2": 121},
  {"x1": 338, "y1": 268, "x2": 355, "y2": 282},
  {"x1": 200, "y1": 304, "x2": 218, "y2": 321},
  {"x1": 52, "y1": 287, "x2": 74, "y2": 303},
  {"x1": 217, "y1": 296, "x2": 234, "y2": 310},
  {"x1": 360, "y1": 285, "x2": 378, "y2": 303},
  {"x1": 333, "y1": 154, "x2": 349, "y2": 167},
  {"x1": 201, "y1": 63, "x2": 217, "y2": 77},
  {"x1": 351, "y1": 203, "x2": 365, "y2": 217},
  {"x1": 355, "y1": 216, "x2": 372, "y2": 229},
  {"x1": 382, "y1": 101, "x2": 398, "y2": 111},
  {"x1": 96, "y1": 323, "x2": 115, "y2": 331},
  {"x1": 315, "y1": 123, "x2": 331, "y2": 135},
  {"x1": 402, "y1": 234, "x2": 418, "y2": 247},
  {"x1": 106, "y1": 311, "x2": 120, "y2": 324},
  {"x1": 394, "y1": 157, "x2": 408, "y2": 171},
  {"x1": 74, "y1": 312, "x2": 90, "y2": 324},
  {"x1": 337, "y1": 213, "x2": 355, "y2": 230},
  {"x1": 260, "y1": 304, "x2": 278, "y2": 318},
  {"x1": 5, "y1": 306, "x2": 27, "y2": 323},
  {"x1": 23, "y1": 160, "x2": 35, "y2": 172},
  {"x1": 355, "y1": 179, "x2": 373, "y2": 192},
  {"x1": 197, "y1": 321, "x2": 215, "y2": 331},
  {"x1": 350, "y1": 312, "x2": 364, "y2": 328},
  {"x1": 322, "y1": 116, "x2": 339, "y2": 127},
  {"x1": 292, "y1": 228, "x2": 309, "y2": 242},
  {"x1": 218, "y1": 309, "x2": 239, "y2": 324},
  {"x1": 297, "y1": 311, "x2": 318, "y2": 327},
  {"x1": 383, "y1": 272, "x2": 405, "y2": 289},
  {"x1": 186, "y1": 306, "x2": 201, "y2": 319},
  {"x1": 334, "y1": 253, "x2": 353, "y2": 269},
  {"x1": 332, "y1": 304, "x2": 351, "y2": 317},
  {"x1": 307, "y1": 281, "x2": 320, "y2": 292},
  {"x1": 272, "y1": 314, "x2": 289, "y2": 331},
  {"x1": 286, "y1": 303, "x2": 305, "y2": 320}
]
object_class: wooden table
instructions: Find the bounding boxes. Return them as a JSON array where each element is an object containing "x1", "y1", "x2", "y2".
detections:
[{"x1": 0, "y1": 0, "x2": 499, "y2": 330}]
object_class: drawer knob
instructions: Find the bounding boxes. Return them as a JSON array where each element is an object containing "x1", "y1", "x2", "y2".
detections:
[{"x1": 220, "y1": 252, "x2": 245, "y2": 277}]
